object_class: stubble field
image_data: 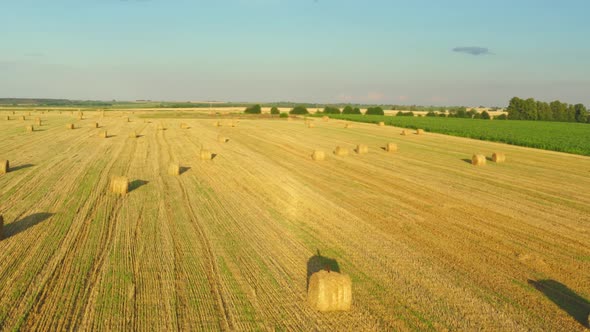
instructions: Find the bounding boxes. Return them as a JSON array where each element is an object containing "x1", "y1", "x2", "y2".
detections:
[{"x1": 0, "y1": 110, "x2": 589, "y2": 331}]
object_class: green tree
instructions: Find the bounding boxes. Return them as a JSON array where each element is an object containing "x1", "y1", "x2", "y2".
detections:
[
  {"x1": 549, "y1": 101, "x2": 566, "y2": 121},
  {"x1": 507, "y1": 97, "x2": 524, "y2": 120},
  {"x1": 536, "y1": 101, "x2": 552, "y2": 121},
  {"x1": 279, "y1": 112, "x2": 288, "y2": 118},
  {"x1": 323, "y1": 106, "x2": 341, "y2": 114},
  {"x1": 573, "y1": 104, "x2": 587, "y2": 122},
  {"x1": 426, "y1": 111, "x2": 436, "y2": 117},
  {"x1": 566, "y1": 104, "x2": 577, "y2": 122},
  {"x1": 467, "y1": 109, "x2": 478, "y2": 118},
  {"x1": 365, "y1": 106, "x2": 384, "y2": 115},
  {"x1": 521, "y1": 98, "x2": 538, "y2": 120},
  {"x1": 270, "y1": 106, "x2": 280, "y2": 115},
  {"x1": 244, "y1": 104, "x2": 261, "y2": 114},
  {"x1": 290, "y1": 106, "x2": 309, "y2": 115},
  {"x1": 496, "y1": 114, "x2": 508, "y2": 120},
  {"x1": 352, "y1": 107, "x2": 362, "y2": 114},
  {"x1": 481, "y1": 110, "x2": 491, "y2": 120},
  {"x1": 342, "y1": 105, "x2": 354, "y2": 114}
]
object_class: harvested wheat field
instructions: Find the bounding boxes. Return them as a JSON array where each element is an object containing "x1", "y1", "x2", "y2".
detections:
[{"x1": 0, "y1": 111, "x2": 589, "y2": 331}]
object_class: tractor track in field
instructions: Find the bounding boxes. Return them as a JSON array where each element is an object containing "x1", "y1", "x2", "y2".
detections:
[{"x1": 159, "y1": 126, "x2": 234, "y2": 331}]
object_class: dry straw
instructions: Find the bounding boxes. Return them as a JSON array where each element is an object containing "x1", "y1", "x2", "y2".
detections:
[
  {"x1": 168, "y1": 162, "x2": 180, "y2": 176},
  {"x1": 110, "y1": 176, "x2": 128, "y2": 195},
  {"x1": 472, "y1": 154, "x2": 486, "y2": 166},
  {"x1": 416, "y1": 129, "x2": 424, "y2": 135},
  {"x1": 385, "y1": 143, "x2": 398, "y2": 152},
  {"x1": 355, "y1": 144, "x2": 368, "y2": 154},
  {"x1": 0, "y1": 160, "x2": 8, "y2": 174},
  {"x1": 492, "y1": 152, "x2": 506, "y2": 163},
  {"x1": 200, "y1": 149, "x2": 213, "y2": 160},
  {"x1": 26, "y1": 125, "x2": 34, "y2": 132},
  {"x1": 99, "y1": 131, "x2": 108, "y2": 138},
  {"x1": 333, "y1": 146, "x2": 349, "y2": 156},
  {"x1": 307, "y1": 270, "x2": 352, "y2": 312},
  {"x1": 378, "y1": 121, "x2": 385, "y2": 126},
  {"x1": 311, "y1": 150, "x2": 325, "y2": 161},
  {"x1": 67, "y1": 123, "x2": 74, "y2": 130}
]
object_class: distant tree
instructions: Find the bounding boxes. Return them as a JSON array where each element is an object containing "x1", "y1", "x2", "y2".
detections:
[
  {"x1": 507, "y1": 97, "x2": 524, "y2": 120},
  {"x1": 290, "y1": 106, "x2": 309, "y2": 115},
  {"x1": 437, "y1": 112, "x2": 447, "y2": 117},
  {"x1": 244, "y1": 104, "x2": 262, "y2": 114},
  {"x1": 352, "y1": 107, "x2": 362, "y2": 114},
  {"x1": 342, "y1": 105, "x2": 354, "y2": 114},
  {"x1": 550, "y1": 100, "x2": 567, "y2": 122},
  {"x1": 573, "y1": 104, "x2": 587, "y2": 122},
  {"x1": 323, "y1": 106, "x2": 341, "y2": 114},
  {"x1": 496, "y1": 114, "x2": 508, "y2": 120},
  {"x1": 270, "y1": 106, "x2": 280, "y2": 115},
  {"x1": 480, "y1": 110, "x2": 491, "y2": 120},
  {"x1": 522, "y1": 98, "x2": 538, "y2": 120},
  {"x1": 467, "y1": 109, "x2": 478, "y2": 118},
  {"x1": 456, "y1": 108, "x2": 468, "y2": 118},
  {"x1": 279, "y1": 112, "x2": 288, "y2": 118},
  {"x1": 426, "y1": 111, "x2": 436, "y2": 117},
  {"x1": 536, "y1": 101, "x2": 552, "y2": 121},
  {"x1": 566, "y1": 104, "x2": 577, "y2": 122},
  {"x1": 365, "y1": 106, "x2": 384, "y2": 115}
]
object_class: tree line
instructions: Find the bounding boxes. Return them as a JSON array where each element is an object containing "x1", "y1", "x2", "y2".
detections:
[{"x1": 507, "y1": 97, "x2": 588, "y2": 123}]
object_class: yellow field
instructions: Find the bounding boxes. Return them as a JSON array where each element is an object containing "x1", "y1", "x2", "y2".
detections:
[{"x1": 0, "y1": 110, "x2": 589, "y2": 331}]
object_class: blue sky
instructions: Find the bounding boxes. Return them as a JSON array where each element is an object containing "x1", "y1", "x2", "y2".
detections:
[{"x1": 1, "y1": 0, "x2": 589, "y2": 106}]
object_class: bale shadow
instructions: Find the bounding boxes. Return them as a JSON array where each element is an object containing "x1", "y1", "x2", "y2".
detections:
[
  {"x1": 306, "y1": 249, "x2": 340, "y2": 290},
  {"x1": 9, "y1": 164, "x2": 34, "y2": 172},
  {"x1": 380, "y1": 147, "x2": 387, "y2": 151},
  {"x1": 136, "y1": 135, "x2": 144, "y2": 138},
  {"x1": 528, "y1": 279, "x2": 590, "y2": 328},
  {"x1": 128, "y1": 180, "x2": 149, "y2": 193},
  {"x1": 3, "y1": 213, "x2": 54, "y2": 239},
  {"x1": 179, "y1": 166, "x2": 191, "y2": 175},
  {"x1": 211, "y1": 153, "x2": 218, "y2": 160},
  {"x1": 461, "y1": 158, "x2": 473, "y2": 164}
]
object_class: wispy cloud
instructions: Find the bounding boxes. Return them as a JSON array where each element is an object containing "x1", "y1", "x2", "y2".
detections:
[{"x1": 452, "y1": 46, "x2": 493, "y2": 56}]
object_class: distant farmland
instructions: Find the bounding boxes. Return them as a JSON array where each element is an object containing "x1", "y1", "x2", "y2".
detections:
[{"x1": 321, "y1": 114, "x2": 590, "y2": 156}]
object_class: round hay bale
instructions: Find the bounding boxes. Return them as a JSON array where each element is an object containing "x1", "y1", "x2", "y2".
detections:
[
  {"x1": 385, "y1": 143, "x2": 398, "y2": 152},
  {"x1": 307, "y1": 123, "x2": 315, "y2": 128},
  {"x1": 378, "y1": 121, "x2": 385, "y2": 126},
  {"x1": 311, "y1": 150, "x2": 325, "y2": 161},
  {"x1": 128, "y1": 131, "x2": 137, "y2": 139},
  {"x1": 322, "y1": 116, "x2": 329, "y2": 121},
  {"x1": 91, "y1": 122, "x2": 98, "y2": 128},
  {"x1": 35, "y1": 119, "x2": 42, "y2": 126},
  {"x1": 67, "y1": 123, "x2": 74, "y2": 130},
  {"x1": 124, "y1": 117, "x2": 130, "y2": 122},
  {"x1": 21, "y1": 116, "x2": 26, "y2": 121},
  {"x1": 217, "y1": 135, "x2": 228, "y2": 143},
  {"x1": 344, "y1": 123, "x2": 352, "y2": 128},
  {"x1": 492, "y1": 152, "x2": 506, "y2": 163},
  {"x1": 200, "y1": 149, "x2": 212, "y2": 160},
  {"x1": 416, "y1": 129, "x2": 424, "y2": 135},
  {"x1": 99, "y1": 131, "x2": 108, "y2": 138},
  {"x1": 0, "y1": 160, "x2": 9, "y2": 175},
  {"x1": 157, "y1": 123, "x2": 165, "y2": 130},
  {"x1": 472, "y1": 154, "x2": 486, "y2": 166},
  {"x1": 168, "y1": 162, "x2": 180, "y2": 176},
  {"x1": 355, "y1": 144, "x2": 368, "y2": 154},
  {"x1": 333, "y1": 146, "x2": 349, "y2": 156},
  {"x1": 308, "y1": 270, "x2": 352, "y2": 312},
  {"x1": 110, "y1": 176, "x2": 128, "y2": 195},
  {"x1": 4, "y1": 116, "x2": 9, "y2": 120},
  {"x1": 401, "y1": 130, "x2": 408, "y2": 136},
  {"x1": 180, "y1": 123, "x2": 189, "y2": 129},
  {"x1": 26, "y1": 125, "x2": 34, "y2": 132},
  {"x1": 213, "y1": 121, "x2": 220, "y2": 127}
]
